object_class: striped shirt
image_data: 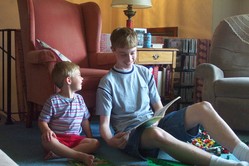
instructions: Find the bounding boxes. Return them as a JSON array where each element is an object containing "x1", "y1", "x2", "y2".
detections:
[{"x1": 39, "y1": 93, "x2": 90, "y2": 135}]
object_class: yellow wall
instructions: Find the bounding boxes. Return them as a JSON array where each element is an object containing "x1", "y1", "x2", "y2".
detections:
[
  {"x1": 68, "y1": 0, "x2": 213, "y2": 39},
  {"x1": 1, "y1": 0, "x2": 248, "y2": 38},
  {"x1": 66, "y1": 0, "x2": 248, "y2": 39}
]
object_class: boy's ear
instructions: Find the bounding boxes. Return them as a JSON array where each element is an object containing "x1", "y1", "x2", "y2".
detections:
[{"x1": 65, "y1": 76, "x2": 72, "y2": 85}]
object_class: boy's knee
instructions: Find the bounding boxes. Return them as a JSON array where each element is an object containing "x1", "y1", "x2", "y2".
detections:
[
  {"x1": 84, "y1": 138, "x2": 100, "y2": 149},
  {"x1": 192, "y1": 101, "x2": 213, "y2": 112},
  {"x1": 92, "y1": 138, "x2": 100, "y2": 148},
  {"x1": 42, "y1": 136, "x2": 58, "y2": 148},
  {"x1": 200, "y1": 101, "x2": 212, "y2": 108},
  {"x1": 142, "y1": 127, "x2": 173, "y2": 148},
  {"x1": 145, "y1": 127, "x2": 170, "y2": 142}
]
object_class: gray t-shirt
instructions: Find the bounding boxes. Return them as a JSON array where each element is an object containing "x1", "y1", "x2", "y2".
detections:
[{"x1": 96, "y1": 64, "x2": 161, "y2": 133}]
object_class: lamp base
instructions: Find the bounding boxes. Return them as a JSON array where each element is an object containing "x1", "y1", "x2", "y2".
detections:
[
  {"x1": 124, "y1": 4, "x2": 136, "y2": 28},
  {"x1": 126, "y1": 19, "x2": 132, "y2": 28}
]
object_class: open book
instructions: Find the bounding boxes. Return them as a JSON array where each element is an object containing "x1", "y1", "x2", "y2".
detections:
[{"x1": 126, "y1": 96, "x2": 181, "y2": 132}]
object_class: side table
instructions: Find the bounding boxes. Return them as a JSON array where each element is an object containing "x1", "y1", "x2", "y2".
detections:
[{"x1": 136, "y1": 48, "x2": 178, "y2": 98}]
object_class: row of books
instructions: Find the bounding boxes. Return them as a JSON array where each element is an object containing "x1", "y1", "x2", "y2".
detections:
[
  {"x1": 178, "y1": 71, "x2": 195, "y2": 86},
  {"x1": 174, "y1": 71, "x2": 195, "y2": 88},
  {"x1": 164, "y1": 38, "x2": 197, "y2": 54},
  {"x1": 176, "y1": 54, "x2": 197, "y2": 70},
  {"x1": 174, "y1": 87, "x2": 194, "y2": 103},
  {"x1": 146, "y1": 65, "x2": 172, "y2": 97},
  {"x1": 182, "y1": 54, "x2": 197, "y2": 70}
]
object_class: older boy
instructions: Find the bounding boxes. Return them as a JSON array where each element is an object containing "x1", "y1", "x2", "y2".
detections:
[
  {"x1": 96, "y1": 27, "x2": 249, "y2": 166},
  {"x1": 39, "y1": 61, "x2": 99, "y2": 166}
]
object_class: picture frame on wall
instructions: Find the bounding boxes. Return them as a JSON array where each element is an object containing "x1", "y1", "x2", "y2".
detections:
[{"x1": 133, "y1": 28, "x2": 147, "y2": 48}]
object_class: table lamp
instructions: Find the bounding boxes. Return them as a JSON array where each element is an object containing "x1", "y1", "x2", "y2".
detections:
[{"x1": 111, "y1": 0, "x2": 152, "y2": 28}]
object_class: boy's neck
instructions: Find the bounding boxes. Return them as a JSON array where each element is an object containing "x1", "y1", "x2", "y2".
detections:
[
  {"x1": 58, "y1": 89, "x2": 75, "y2": 99},
  {"x1": 114, "y1": 65, "x2": 133, "y2": 71}
]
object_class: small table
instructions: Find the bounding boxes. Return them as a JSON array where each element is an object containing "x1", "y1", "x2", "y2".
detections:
[{"x1": 136, "y1": 48, "x2": 178, "y2": 98}]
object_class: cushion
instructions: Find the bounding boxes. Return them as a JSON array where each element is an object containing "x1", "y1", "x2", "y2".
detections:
[
  {"x1": 214, "y1": 77, "x2": 249, "y2": 98},
  {"x1": 36, "y1": 39, "x2": 71, "y2": 62}
]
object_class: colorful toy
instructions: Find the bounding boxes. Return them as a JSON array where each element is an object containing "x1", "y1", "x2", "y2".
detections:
[{"x1": 189, "y1": 129, "x2": 229, "y2": 156}]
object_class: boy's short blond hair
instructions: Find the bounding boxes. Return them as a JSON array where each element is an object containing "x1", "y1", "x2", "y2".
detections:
[
  {"x1": 52, "y1": 61, "x2": 80, "y2": 89},
  {"x1": 110, "y1": 27, "x2": 138, "y2": 49}
]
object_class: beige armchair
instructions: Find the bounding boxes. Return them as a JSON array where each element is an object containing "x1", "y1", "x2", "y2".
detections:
[{"x1": 195, "y1": 14, "x2": 249, "y2": 131}]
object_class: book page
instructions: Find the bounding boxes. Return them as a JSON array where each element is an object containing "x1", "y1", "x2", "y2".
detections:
[
  {"x1": 125, "y1": 116, "x2": 162, "y2": 133},
  {"x1": 125, "y1": 96, "x2": 181, "y2": 132},
  {"x1": 154, "y1": 96, "x2": 181, "y2": 117}
]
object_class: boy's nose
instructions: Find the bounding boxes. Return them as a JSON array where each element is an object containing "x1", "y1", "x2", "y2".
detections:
[{"x1": 128, "y1": 55, "x2": 133, "y2": 62}]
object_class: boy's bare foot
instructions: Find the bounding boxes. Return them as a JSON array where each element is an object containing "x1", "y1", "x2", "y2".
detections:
[
  {"x1": 44, "y1": 151, "x2": 60, "y2": 160},
  {"x1": 76, "y1": 152, "x2": 95, "y2": 166}
]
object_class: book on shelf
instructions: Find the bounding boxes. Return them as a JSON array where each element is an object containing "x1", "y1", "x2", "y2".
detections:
[
  {"x1": 125, "y1": 96, "x2": 181, "y2": 132},
  {"x1": 164, "y1": 65, "x2": 172, "y2": 97},
  {"x1": 145, "y1": 65, "x2": 172, "y2": 97},
  {"x1": 153, "y1": 65, "x2": 159, "y2": 87},
  {"x1": 157, "y1": 69, "x2": 163, "y2": 96},
  {"x1": 161, "y1": 66, "x2": 167, "y2": 96},
  {"x1": 164, "y1": 38, "x2": 183, "y2": 52},
  {"x1": 155, "y1": 65, "x2": 172, "y2": 97},
  {"x1": 164, "y1": 38, "x2": 197, "y2": 54}
]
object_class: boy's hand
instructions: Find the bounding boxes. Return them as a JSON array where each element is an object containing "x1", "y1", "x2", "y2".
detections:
[
  {"x1": 41, "y1": 130, "x2": 57, "y2": 142},
  {"x1": 108, "y1": 132, "x2": 129, "y2": 149}
]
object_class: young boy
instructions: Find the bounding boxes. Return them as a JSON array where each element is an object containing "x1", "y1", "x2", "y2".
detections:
[
  {"x1": 39, "y1": 61, "x2": 99, "y2": 166},
  {"x1": 96, "y1": 27, "x2": 249, "y2": 166}
]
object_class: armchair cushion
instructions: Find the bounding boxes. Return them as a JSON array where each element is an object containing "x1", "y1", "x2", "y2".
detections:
[
  {"x1": 27, "y1": 50, "x2": 57, "y2": 64},
  {"x1": 215, "y1": 78, "x2": 249, "y2": 98}
]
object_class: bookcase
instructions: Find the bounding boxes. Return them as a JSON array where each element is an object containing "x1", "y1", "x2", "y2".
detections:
[
  {"x1": 162, "y1": 37, "x2": 211, "y2": 109},
  {"x1": 169, "y1": 38, "x2": 197, "y2": 109}
]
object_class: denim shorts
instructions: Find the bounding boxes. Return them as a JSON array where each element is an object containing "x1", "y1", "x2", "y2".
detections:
[{"x1": 122, "y1": 107, "x2": 200, "y2": 160}]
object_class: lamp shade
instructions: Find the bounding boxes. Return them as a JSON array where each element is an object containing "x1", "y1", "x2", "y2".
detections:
[{"x1": 111, "y1": 0, "x2": 152, "y2": 8}]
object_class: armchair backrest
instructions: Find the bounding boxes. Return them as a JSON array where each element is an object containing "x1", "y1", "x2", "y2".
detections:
[
  {"x1": 210, "y1": 14, "x2": 249, "y2": 77},
  {"x1": 18, "y1": 0, "x2": 102, "y2": 68}
]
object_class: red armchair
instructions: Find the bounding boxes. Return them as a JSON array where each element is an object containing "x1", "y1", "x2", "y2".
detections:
[{"x1": 17, "y1": 0, "x2": 115, "y2": 127}]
